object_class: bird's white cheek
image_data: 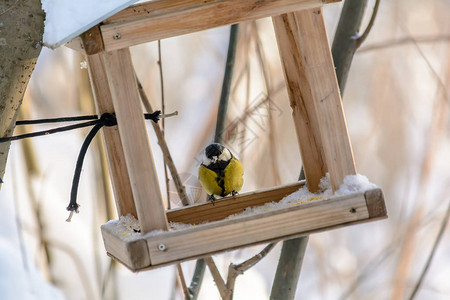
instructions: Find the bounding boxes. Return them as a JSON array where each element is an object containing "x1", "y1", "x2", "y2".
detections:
[
  {"x1": 203, "y1": 157, "x2": 212, "y2": 165},
  {"x1": 219, "y1": 149, "x2": 232, "y2": 161}
]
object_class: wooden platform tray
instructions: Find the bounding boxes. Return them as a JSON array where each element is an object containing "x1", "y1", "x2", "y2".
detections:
[{"x1": 101, "y1": 183, "x2": 386, "y2": 271}]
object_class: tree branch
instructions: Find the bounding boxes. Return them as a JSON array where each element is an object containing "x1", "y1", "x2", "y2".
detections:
[
  {"x1": 214, "y1": 24, "x2": 240, "y2": 143},
  {"x1": 331, "y1": 0, "x2": 369, "y2": 95},
  {"x1": 136, "y1": 77, "x2": 190, "y2": 206},
  {"x1": 157, "y1": 39, "x2": 172, "y2": 209},
  {"x1": 355, "y1": 0, "x2": 381, "y2": 48},
  {"x1": 227, "y1": 243, "x2": 277, "y2": 294},
  {"x1": 176, "y1": 263, "x2": 192, "y2": 300},
  {"x1": 205, "y1": 257, "x2": 232, "y2": 299},
  {"x1": 191, "y1": 24, "x2": 240, "y2": 299},
  {"x1": 188, "y1": 259, "x2": 206, "y2": 300},
  {"x1": 358, "y1": 35, "x2": 450, "y2": 53},
  {"x1": 408, "y1": 198, "x2": 450, "y2": 299}
]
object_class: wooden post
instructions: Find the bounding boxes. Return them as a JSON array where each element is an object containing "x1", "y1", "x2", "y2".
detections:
[
  {"x1": 102, "y1": 48, "x2": 168, "y2": 232},
  {"x1": 273, "y1": 7, "x2": 356, "y2": 191},
  {"x1": 86, "y1": 52, "x2": 137, "y2": 217}
]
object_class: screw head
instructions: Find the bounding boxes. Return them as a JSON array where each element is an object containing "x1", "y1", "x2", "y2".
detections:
[
  {"x1": 113, "y1": 33, "x2": 121, "y2": 40},
  {"x1": 158, "y1": 244, "x2": 166, "y2": 251}
]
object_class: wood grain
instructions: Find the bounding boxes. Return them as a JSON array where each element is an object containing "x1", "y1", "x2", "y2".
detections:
[
  {"x1": 86, "y1": 53, "x2": 137, "y2": 217},
  {"x1": 101, "y1": 188, "x2": 386, "y2": 270},
  {"x1": 102, "y1": 48, "x2": 168, "y2": 232},
  {"x1": 101, "y1": 223, "x2": 150, "y2": 271},
  {"x1": 67, "y1": 26, "x2": 104, "y2": 55},
  {"x1": 147, "y1": 191, "x2": 372, "y2": 265},
  {"x1": 166, "y1": 181, "x2": 305, "y2": 225},
  {"x1": 273, "y1": 8, "x2": 356, "y2": 191},
  {"x1": 100, "y1": 0, "x2": 336, "y2": 51},
  {"x1": 365, "y1": 188, "x2": 387, "y2": 219}
]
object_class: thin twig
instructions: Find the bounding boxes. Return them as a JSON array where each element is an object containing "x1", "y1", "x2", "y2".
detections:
[
  {"x1": 397, "y1": 24, "x2": 450, "y2": 107},
  {"x1": 338, "y1": 187, "x2": 450, "y2": 300},
  {"x1": 234, "y1": 242, "x2": 276, "y2": 273},
  {"x1": 102, "y1": 260, "x2": 118, "y2": 300},
  {"x1": 136, "y1": 76, "x2": 190, "y2": 206},
  {"x1": 137, "y1": 76, "x2": 191, "y2": 297},
  {"x1": 358, "y1": 35, "x2": 450, "y2": 53},
  {"x1": 356, "y1": 0, "x2": 381, "y2": 48},
  {"x1": 205, "y1": 257, "x2": 232, "y2": 299},
  {"x1": 46, "y1": 239, "x2": 97, "y2": 300},
  {"x1": 157, "y1": 39, "x2": 171, "y2": 209},
  {"x1": 227, "y1": 243, "x2": 277, "y2": 294},
  {"x1": 176, "y1": 263, "x2": 192, "y2": 300},
  {"x1": 10, "y1": 158, "x2": 30, "y2": 272},
  {"x1": 409, "y1": 197, "x2": 450, "y2": 299}
]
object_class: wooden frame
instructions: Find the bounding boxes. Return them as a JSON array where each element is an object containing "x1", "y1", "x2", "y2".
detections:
[
  {"x1": 67, "y1": 0, "x2": 339, "y2": 54},
  {"x1": 68, "y1": 0, "x2": 389, "y2": 272},
  {"x1": 101, "y1": 187, "x2": 386, "y2": 271}
]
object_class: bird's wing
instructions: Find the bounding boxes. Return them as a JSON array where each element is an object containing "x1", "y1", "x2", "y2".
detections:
[{"x1": 198, "y1": 164, "x2": 222, "y2": 196}]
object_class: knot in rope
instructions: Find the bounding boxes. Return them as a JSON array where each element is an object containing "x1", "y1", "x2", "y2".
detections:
[{"x1": 98, "y1": 113, "x2": 117, "y2": 127}]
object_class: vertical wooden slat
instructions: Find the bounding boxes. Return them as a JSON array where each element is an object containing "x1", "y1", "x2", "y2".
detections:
[
  {"x1": 102, "y1": 48, "x2": 168, "y2": 232},
  {"x1": 86, "y1": 53, "x2": 137, "y2": 217},
  {"x1": 273, "y1": 7, "x2": 356, "y2": 191}
]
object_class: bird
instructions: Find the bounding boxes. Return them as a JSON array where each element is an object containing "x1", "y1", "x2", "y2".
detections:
[{"x1": 198, "y1": 143, "x2": 244, "y2": 201}]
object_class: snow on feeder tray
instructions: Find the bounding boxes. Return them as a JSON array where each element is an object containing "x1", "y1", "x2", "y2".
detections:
[{"x1": 101, "y1": 174, "x2": 386, "y2": 271}]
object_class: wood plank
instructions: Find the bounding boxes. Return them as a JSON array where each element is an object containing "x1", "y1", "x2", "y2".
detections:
[
  {"x1": 102, "y1": 48, "x2": 168, "y2": 232},
  {"x1": 101, "y1": 223, "x2": 150, "y2": 271},
  {"x1": 365, "y1": 188, "x2": 387, "y2": 218},
  {"x1": 147, "y1": 190, "x2": 381, "y2": 265},
  {"x1": 273, "y1": 8, "x2": 356, "y2": 191},
  {"x1": 100, "y1": 0, "x2": 337, "y2": 51},
  {"x1": 86, "y1": 52, "x2": 137, "y2": 217},
  {"x1": 167, "y1": 181, "x2": 305, "y2": 225},
  {"x1": 101, "y1": 188, "x2": 386, "y2": 270}
]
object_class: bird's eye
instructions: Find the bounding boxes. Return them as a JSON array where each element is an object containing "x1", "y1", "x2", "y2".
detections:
[{"x1": 205, "y1": 143, "x2": 223, "y2": 158}]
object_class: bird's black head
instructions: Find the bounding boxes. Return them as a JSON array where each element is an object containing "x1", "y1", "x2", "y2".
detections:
[{"x1": 205, "y1": 143, "x2": 225, "y2": 159}]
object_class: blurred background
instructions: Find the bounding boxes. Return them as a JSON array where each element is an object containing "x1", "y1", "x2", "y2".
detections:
[{"x1": 1, "y1": 0, "x2": 450, "y2": 299}]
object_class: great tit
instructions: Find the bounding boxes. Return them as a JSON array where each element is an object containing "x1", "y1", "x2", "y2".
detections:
[{"x1": 198, "y1": 143, "x2": 243, "y2": 201}]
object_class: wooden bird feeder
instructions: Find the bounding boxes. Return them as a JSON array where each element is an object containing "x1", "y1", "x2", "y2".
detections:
[{"x1": 66, "y1": 0, "x2": 387, "y2": 271}]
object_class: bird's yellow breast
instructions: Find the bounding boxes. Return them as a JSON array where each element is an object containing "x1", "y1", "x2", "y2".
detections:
[{"x1": 198, "y1": 157, "x2": 243, "y2": 197}]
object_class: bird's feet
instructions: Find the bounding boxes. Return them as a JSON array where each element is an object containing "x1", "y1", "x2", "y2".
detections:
[
  {"x1": 208, "y1": 194, "x2": 216, "y2": 205},
  {"x1": 232, "y1": 190, "x2": 239, "y2": 196}
]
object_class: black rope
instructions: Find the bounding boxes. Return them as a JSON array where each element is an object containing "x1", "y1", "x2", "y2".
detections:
[
  {"x1": 0, "y1": 120, "x2": 99, "y2": 142},
  {"x1": 67, "y1": 113, "x2": 117, "y2": 213},
  {"x1": 0, "y1": 111, "x2": 161, "y2": 143},
  {"x1": 16, "y1": 115, "x2": 98, "y2": 125},
  {"x1": 16, "y1": 111, "x2": 160, "y2": 126},
  {"x1": 0, "y1": 110, "x2": 162, "y2": 220}
]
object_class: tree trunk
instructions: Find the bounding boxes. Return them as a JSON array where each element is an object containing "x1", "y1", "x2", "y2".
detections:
[{"x1": 0, "y1": 0, "x2": 44, "y2": 184}]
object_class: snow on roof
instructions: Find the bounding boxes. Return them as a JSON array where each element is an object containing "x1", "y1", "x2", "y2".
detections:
[{"x1": 41, "y1": 0, "x2": 138, "y2": 48}]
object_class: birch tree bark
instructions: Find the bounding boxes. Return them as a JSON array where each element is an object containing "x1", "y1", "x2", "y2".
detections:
[{"x1": 0, "y1": 0, "x2": 44, "y2": 185}]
